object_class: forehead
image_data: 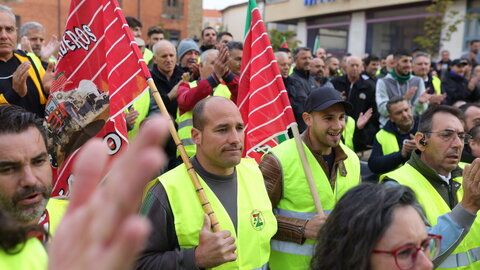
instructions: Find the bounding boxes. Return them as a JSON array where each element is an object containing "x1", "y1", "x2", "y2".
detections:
[
  {"x1": 347, "y1": 58, "x2": 361, "y2": 65},
  {"x1": 465, "y1": 106, "x2": 480, "y2": 117},
  {"x1": 390, "y1": 101, "x2": 409, "y2": 112},
  {"x1": 156, "y1": 44, "x2": 175, "y2": 55},
  {"x1": 398, "y1": 55, "x2": 412, "y2": 61},
  {"x1": 432, "y1": 112, "x2": 464, "y2": 131},
  {"x1": 311, "y1": 58, "x2": 324, "y2": 65},
  {"x1": 297, "y1": 50, "x2": 311, "y2": 57},
  {"x1": 151, "y1": 33, "x2": 164, "y2": 38},
  {"x1": 414, "y1": 56, "x2": 430, "y2": 64},
  {"x1": 203, "y1": 99, "x2": 243, "y2": 126},
  {"x1": 205, "y1": 50, "x2": 219, "y2": 61},
  {"x1": 0, "y1": 11, "x2": 15, "y2": 26},
  {"x1": 204, "y1": 29, "x2": 216, "y2": 36},
  {"x1": 0, "y1": 127, "x2": 47, "y2": 161},
  {"x1": 230, "y1": 49, "x2": 242, "y2": 56}
]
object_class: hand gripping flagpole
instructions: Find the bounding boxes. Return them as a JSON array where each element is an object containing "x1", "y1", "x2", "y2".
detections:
[
  {"x1": 147, "y1": 79, "x2": 222, "y2": 232},
  {"x1": 291, "y1": 124, "x2": 324, "y2": 216}
]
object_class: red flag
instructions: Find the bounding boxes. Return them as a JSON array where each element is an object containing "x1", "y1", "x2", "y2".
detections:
[
  {"x1": 280, "y1": 36, "x2": 289, "y2": 49},
  {"x1": 46, "y1": 0, "x2": 150, "y2": 197},
  {"x1": 237, "y1": 0, "x2": 296, "y2": 163}
]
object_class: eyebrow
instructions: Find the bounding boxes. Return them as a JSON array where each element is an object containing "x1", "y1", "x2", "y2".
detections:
[{"x1": 0, "y1": 152, "x2": 48, "y2": 167}]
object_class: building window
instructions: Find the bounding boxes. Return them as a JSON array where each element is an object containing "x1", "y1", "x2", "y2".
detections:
[
  {"x1": 365, "y1": 5, "x2": 428, "y2": 57},
  {"x1": 306, "y1": 14, "x2": 350, "y2": 57},
  {"x1": 163, "y1": 0, "x2": 183, "y2": 19},
  {"x1": 464, "y1": 0, "x2": 480, "y2": 51}
]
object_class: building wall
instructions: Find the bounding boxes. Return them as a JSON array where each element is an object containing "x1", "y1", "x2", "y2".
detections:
[
  {"x1": 221, "y1": 3, "x2": 248, "y2": 41},
  {"x1": 264, "y1": 0, "x2": 428, "y2": 22},
  {"x1": 1, "y1": 0, "x2": 199, "y2": 43}
]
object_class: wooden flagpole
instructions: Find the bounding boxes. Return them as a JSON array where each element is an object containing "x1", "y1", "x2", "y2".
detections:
[
  {"x1": 147, "y1": 79, "x2": 222, "y2": 232},
  {"x1": 290, "y1": 124, "x2": 324, "y2": 215}
]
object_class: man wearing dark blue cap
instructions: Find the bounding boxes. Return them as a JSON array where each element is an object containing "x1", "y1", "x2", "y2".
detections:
[
  {"x1": 259, "y1": 87, "x2": 361, "y2": 270},
  {"x1": 442, "y1": 58, "x2": 480, "y2": 105}
]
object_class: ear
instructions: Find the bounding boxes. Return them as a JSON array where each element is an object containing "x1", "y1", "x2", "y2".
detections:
[
  {"x1": 191, "y1": 127, "x2": 201, "y2": 145},
  {"x1": 302, "y1": 112, "x2": 312, "y2": 127},
  {"x1": 414, "y1": 132, "x2": 426, "y2": 151}
]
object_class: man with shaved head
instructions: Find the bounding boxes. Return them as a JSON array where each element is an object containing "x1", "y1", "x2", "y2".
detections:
[
  {"x1": 332, "y1": 55, "x2": 379, "y2": 151},
  {"x1": 136, "y1": 97, "x2": 277, "y2": 269}
]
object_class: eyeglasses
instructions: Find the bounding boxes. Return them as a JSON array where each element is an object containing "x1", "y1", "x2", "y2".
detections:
[
  {"x1": 373, "y1": 234, "x2": 442, "y2": 270},
  {"x1": 424, "y1": 129, "x2": 472, "y2": 144}
]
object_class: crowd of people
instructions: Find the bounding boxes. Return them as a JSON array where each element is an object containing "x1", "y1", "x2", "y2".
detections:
[{"x1": 3, "y1": 3, "x2": 480, "y2": 270}]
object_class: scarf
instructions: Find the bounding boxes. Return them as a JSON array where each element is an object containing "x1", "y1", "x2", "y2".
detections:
[{"x1": 390, "y1": 69, "x2": 411, "y2": 84}]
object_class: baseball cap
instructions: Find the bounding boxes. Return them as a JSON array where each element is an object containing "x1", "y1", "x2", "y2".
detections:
[
  {"x1": 452, "y1": 58, "x2": 469, "y2": 66},
  {"x1": 304, "y1": 87, "x2": 352, "y2": 113}
]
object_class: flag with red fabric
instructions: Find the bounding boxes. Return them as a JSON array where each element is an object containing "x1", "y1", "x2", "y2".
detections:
[
  {"x1": 46, "y1": 0, "x2": 150, "y2": 197},
  {"x1": 280, "y1": 36, "x2": 289, "y2": 49},
  {"x1": 237, "y1": 0, "x2": 296, "y2": 163}
]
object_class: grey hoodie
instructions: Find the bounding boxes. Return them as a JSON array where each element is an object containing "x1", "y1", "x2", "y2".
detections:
[{"x1": 376, "y1": 73, "x2": 427, "y2": 126}]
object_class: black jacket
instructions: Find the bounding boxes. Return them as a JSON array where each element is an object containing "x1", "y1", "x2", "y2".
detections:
[
  {"x1": 442, "y1": 71, "x2": 480, "y2": 105},
  {"x1": 368, "y1": 116, "x2": 419, "y2": 174},
  {"x1": 331, "y1": 75, "x2": 379, "y2": 151},
  {"x1": 283, "y1": 76, "x2": 308, "y2": 133},
  {"x1": 150, "y1": 64, "x2": 184, "y2": 119}
]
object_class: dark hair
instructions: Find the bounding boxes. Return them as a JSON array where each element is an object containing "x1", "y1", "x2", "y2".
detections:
[
  {"x1": 459, "y1": 102, "x2": 480, "y2": 113},
  {"x1": 278, "y1": 47, "x2": 291, "y2": 53},
  {"x1": 363, "y1": 54, "x2": 380, "y2": 66},
  {"x1": 470, "y1": 40, "x2": 480, "y2": 46},
  {"x1": 201, "y1": 26, "x2": 216, "y2": 37},
  {"x1": 293, "y1": 47, "x2": 311, "y2": 59},
  {"x1": 147, "y1": 25, "x2": 164, "y2": 37},
  {"x1": 325, "y1": 56, "x2": 338, "y2": 64},
  {"x1": 311, "y1": 183, "x2": 426, "y2": 270},
  {"x1": 217, "y1": 31, "x2": 233, "y2": 42},
  {"x1": 418, "y1": 105, "x2": 465, "y2": 134},
  {"x1": 470, "y1": 125, "x2": 480, "y2": 141},
  {"x1": 0, "y1": 209, "x2": 42, "y2": 254},
  {"x1": 125, "y1": 16, "x2": 142, "y2": 28},
  {"x1": 226, "y1": 41, "x2": 243, "y2": 52},
  {"x1": 393, "y1": 49, "x2": 411, "y2": 60},
  {"x1": 0, "y1": 105, "x2": 47, "y2": 147},
  {"x1": 386, "y1": 96, "x2": 406, "y2": 114}
]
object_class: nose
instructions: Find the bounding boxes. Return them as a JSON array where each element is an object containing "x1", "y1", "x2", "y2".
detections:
[
  {"x1": 227, "y1": 129, "x2": 242, "y2": 144},
  {"x1": 20, "y1": 165, "x2": 38, "y2": 188},
  {"x1": 332, "y1": 118, "x2": 344, "y2": 131},
  {"x1": 415, "y1": 249, "x2": 433, "y2": 270}
]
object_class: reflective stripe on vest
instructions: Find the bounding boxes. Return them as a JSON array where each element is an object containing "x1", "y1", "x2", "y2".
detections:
[
  {"x1": 381, "y1": 164, "x2": 480, "y2": 270},
  {"x1": 341, "y1": 116, "x2": 355, "y2": 150},
  {"x1": 175, "y1": 81, "x2": 232, "y2": 157},
  {"x1": 161, "y1": 159, "x2": 277, "y2": 270},
  {"x1": 375, "y1": 129, "x2": 399, "y2": 155},
  {"x1": 268, "y1": 139, "x2": 360, "y2": 270}
]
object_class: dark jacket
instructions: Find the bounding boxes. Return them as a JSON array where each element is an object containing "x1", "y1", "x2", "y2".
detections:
[
  {"x1": 283, "y1": 76, "x2": 308, "y2": 133},
  {"x1": 150, "y1": 64, "x2": 184, "y2": 171},
  {"x1": 331, "y1": 75, "x2": 379, "y2": 151},
  {"x1": 368, "y1": 116, "x2": 419, "y2": 174},
  {"x1": 442, "y1": 71, "x2": 480, "y2": 105},
  {"x1": 289, "y1": 67, "x2": 317, "y2": 95},
  {"x1": 150, "y1": 64, "x2": 184, "y2": 119}
]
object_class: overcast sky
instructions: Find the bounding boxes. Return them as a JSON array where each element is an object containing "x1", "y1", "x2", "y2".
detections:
[{"x1": 203, "y1": 0, "x2": 247, "y2": 10}]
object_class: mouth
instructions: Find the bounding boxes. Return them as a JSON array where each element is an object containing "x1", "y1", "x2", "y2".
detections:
[
  {"x1": 187, "y1": 59, "x2": 197, "y2": 64},
  {"x1": 327, "y1": 131, "x2": 341, "y2": 140},
  {"x1": 445, "y1": 153, "x2": 460, "y2": 162},
  {"x1": 18, "y1": 192, "x2": 42, "y2": 205}
]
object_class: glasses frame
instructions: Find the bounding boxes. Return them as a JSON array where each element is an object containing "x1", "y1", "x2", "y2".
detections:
[
  {"x1": 372, "y1": 234, "x2": 442, "y2": 270},
  {"x1": 424, "y1": 129, "x2": 472, "y2": 144}
]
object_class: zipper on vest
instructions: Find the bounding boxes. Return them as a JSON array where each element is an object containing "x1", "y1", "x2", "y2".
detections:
[{"x1": 448, "y1": 179, "x2": 455, "y2": 209}]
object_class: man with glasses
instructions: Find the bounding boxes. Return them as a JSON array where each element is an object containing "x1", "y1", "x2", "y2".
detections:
[{"x1": 381, "y1": 105, "x2": 480, "y2": 269}]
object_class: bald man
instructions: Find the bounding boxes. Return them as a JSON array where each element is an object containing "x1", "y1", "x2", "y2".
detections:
[
  {"x1": 315, "y1": 47, "x2": 326, "y2": 60},
  {"x1": 331, "y1": 56, "x2": 379, "y2": 151},
  {"x1": 136, "y1": 97, "x2": 276, "y2": 270},
  {"x1": 310, "y1": 58, "x2": 333, "y2": 88}
]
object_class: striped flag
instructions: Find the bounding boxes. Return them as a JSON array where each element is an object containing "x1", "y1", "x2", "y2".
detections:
[
  {"x1": 280, "y1": 36, "x2": 288, "y2": 49},
  {"x1": 46, "y1": 0, "x2": 150, "y2": 197},
  {"x1": 237, "y1": 0, "x2": 296, "y2": 163}
]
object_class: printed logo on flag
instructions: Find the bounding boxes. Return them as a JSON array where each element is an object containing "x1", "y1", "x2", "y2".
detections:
[{"x1": 250, "y1": 210, "x2": 265, "y2": 231}]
